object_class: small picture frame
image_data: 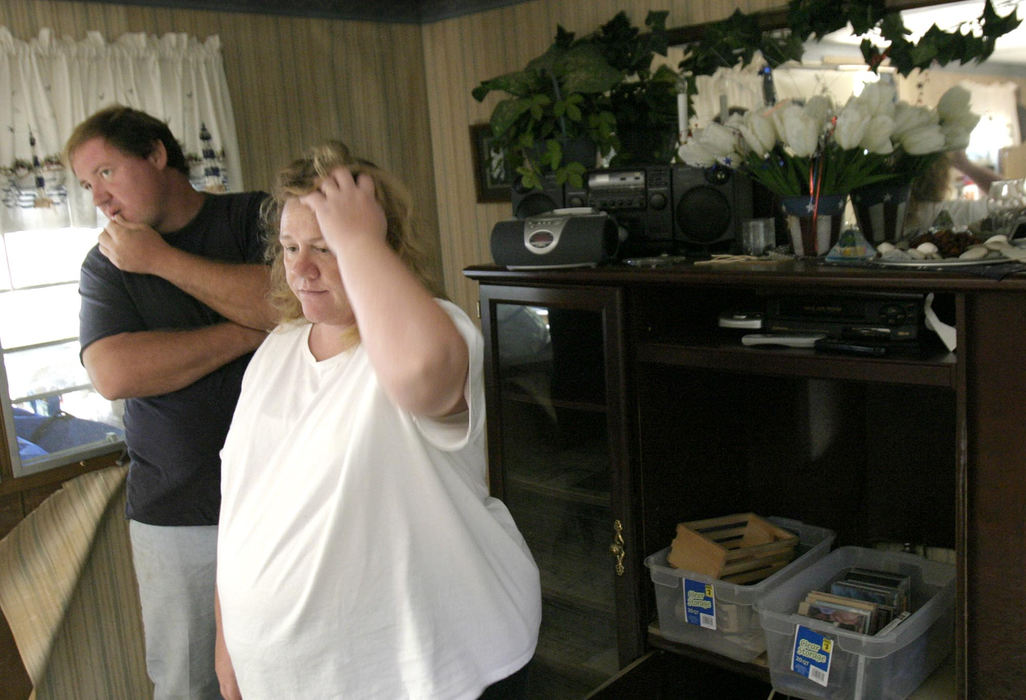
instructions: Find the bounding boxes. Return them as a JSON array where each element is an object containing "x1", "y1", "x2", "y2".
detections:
[{"x1": 470, "y1": 123, "x2": 513, "y2": 203}]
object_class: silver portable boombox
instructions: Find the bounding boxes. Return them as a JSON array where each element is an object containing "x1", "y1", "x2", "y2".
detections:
[{"x1": 490, "y1": 208, "x2": 623, "y2": 269}]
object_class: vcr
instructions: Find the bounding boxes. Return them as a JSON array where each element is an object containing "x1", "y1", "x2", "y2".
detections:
[{"x1": 763, "y1": 292, "x2": 924, "y2": 341}]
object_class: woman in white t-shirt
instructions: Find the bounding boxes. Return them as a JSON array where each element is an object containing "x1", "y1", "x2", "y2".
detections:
[{"x1": 214, "y1": 141, "x2": 541, "y2": 700}]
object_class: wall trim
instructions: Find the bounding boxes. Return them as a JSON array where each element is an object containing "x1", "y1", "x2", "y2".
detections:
[{"x1": 63, "y1": 0, "x2": 529, "y2": 23}]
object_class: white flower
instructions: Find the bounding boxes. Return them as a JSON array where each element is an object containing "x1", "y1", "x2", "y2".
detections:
[
  {"x1": 900, "y1": 123, "x2": 946, "y2": 155},
  {"x1": 678, "y1": 139, "x2": 717, "y2": 167},
  {"x1": 944, "y1": 110, "x2": 980, "y2": 134},
  {"x1": 860, "y1": 115, "x2": 895, "y2": 155},
  {"x1": 835, "y1": 101, "x2": 871, "y2": 150},
  {"x1": 854, "y1": 81, "x2": 897, "y2": 118},
  {"x1": 941, "y1": 122, "x2": 973, "y2": 151},
  {"x1": 936, "y1": 86, "x2": 972, "y2": 123},
  {"x1": 934, "y1": 87, "x2": 980, "y2": 144},
  {"x1": 949, "y1": 110, "x2": 980, "y2": 133},
  {"x1": 773, "y1": 103, "x2": 819, "y2": 157},
  {"x1": 699, "y1": 122, "x2": 742, "y2": 164},
  {"x1": 679, "y1": 82, "x2": 972, "y2": 198},
  {"x1": 892, "y1": 103, "x2": 939, "y2": 140},
  {"x1": 678, "y1": 122, "x2": 742, "y2": 166},
  {"x1": 738, "y1": 111, "x2": 777, "y2": 157},
  {"x1": 723, "y1": 111, "x2": 747, "y2": 130},
  {"x1": 803, "y1": 95, "x2": 835, "y2": 129}
]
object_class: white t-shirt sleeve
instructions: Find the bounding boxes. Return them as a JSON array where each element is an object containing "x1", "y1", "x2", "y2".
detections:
[{"x1": 412, "y1": 299, "x2": 485, "y2": 451}]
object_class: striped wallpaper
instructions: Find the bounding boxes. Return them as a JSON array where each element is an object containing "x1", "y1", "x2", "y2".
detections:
[{"x1": 0, "y1": 0, "x2": 782, "y2": 317}]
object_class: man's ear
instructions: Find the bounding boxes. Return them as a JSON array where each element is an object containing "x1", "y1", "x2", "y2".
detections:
[{"x1": 148, "y1": 140, "x2": 168, "y2": 169}]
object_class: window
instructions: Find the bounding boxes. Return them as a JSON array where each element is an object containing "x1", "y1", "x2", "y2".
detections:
[
  {"x1": 1, "y1": 27, "x2": 243, "y2": 480},
  {"x1": 0, "y1": 220, "x2": 124, "y2": 477}
]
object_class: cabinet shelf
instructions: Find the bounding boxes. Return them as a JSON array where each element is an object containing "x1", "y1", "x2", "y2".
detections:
[
  {"x1": 509, "y1": 487, "x2": 615, "y2": 614},
  {"x1": 532, "y1": 543, "x2": 616, "y2": 614},
  {"x1": 507, "y1": 473, "x2": 608, "y2": 507},
  {"x1": 500, "y1": 397, "x2": 611, "y2": 505},
  {"x1": 504, "y1": 390, "x2": 607, "y2": 414},
  {"x1": 647, "y1": 623, "x2": 956, "y2": 698},
  {"x1": 541, "y1": 585, "x2": 614, "y2": 616},
  {"x1": 647, "y1": 623, "x2": 771, "y2": 683},
  {"x1": 533, "y1": 598, "x2": 619, "y2": 686},
  {"x1": 635, "y1": 341, "x2": 956, "y2": 388},
  {"x1": 502, "y1": 365, "x2": 607, "y2": 413}
]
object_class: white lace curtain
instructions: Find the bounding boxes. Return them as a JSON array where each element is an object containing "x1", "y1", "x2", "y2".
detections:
[{"x1": 0, "y1": 27, "x2": 243, "y2": 232}]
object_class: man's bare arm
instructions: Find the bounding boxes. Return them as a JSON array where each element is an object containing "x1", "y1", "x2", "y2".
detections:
[
  {"x1": 83, "y1": 323, "x2": 267, "y2": 399},
  {"x1": 153, "y1": 250, "x2": 277, "y2": 331},
  {"x1": 98, "y1": 216, "x2": 277, "y2": 330}
]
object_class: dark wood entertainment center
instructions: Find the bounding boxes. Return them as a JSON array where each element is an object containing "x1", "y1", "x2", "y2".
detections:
[{"x1": 465, "y1": 259, "x2": 1026, "y2": 699}]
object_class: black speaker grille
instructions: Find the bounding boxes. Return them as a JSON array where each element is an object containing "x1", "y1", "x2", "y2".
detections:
[
  {"x1": 512, "y1": 173, "x2": 566, "y2": 219},
  {"x1": 514, "y1": 191, "x2": 563, "y2": 218},
  {"x1": 675, "y1": 186, "x2": 732, "y2": 244}
]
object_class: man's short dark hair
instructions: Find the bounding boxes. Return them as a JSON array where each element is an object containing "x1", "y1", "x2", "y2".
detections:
[{"x1": 64, "y1": 105, "x2": 190, "y2": 176}]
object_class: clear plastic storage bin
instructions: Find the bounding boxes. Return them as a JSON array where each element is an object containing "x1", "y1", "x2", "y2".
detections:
[
  {"x1": 756, "y1": 546, "x2": 955, "y2": 700},
  {"x1": 644, "y1": 516, "x2": 835, "y2": 662}
]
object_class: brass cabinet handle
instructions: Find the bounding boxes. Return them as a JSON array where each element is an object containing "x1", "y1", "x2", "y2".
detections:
[{"x1": 609, "y1": 519, "x2": 625, "y2": 576}]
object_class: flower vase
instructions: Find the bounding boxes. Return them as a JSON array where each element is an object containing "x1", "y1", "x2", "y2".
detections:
[
  {"x1": 780, "y1": 194, "x2": 847, "y2": 257},
  {"x1": 851, "y1": 181, "x2": 913, "y2": 245}
]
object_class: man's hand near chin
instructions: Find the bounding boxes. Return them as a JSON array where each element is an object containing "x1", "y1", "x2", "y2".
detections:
[{"x1": 97, "y1": 214, "x2": 170, "y2": 274}]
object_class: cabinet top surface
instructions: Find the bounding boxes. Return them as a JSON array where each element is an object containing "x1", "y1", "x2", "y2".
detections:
[{"x1": 464, "y1": 260, "x2": 1026, "y2": 292}]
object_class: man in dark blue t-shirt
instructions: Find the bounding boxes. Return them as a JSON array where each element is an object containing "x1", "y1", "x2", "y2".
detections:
[{"x1": 66, "y1": 105, "x2": 275, "y2": 700}]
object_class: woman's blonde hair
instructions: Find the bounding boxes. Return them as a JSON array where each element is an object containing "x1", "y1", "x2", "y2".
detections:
[
  {"x1": 905, "y1": 151, "x2": 955, "y2": 231},
  {"x1": 261, "y1": 140, "x2": 437, "y2": 323}
]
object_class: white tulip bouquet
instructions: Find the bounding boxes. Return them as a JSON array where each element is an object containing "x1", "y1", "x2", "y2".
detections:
[{"x1": 678, "y1": 82, "x2": 980, "y2": 199}]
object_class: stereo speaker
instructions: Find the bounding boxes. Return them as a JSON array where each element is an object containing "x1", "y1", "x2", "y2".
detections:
[
  {"x1": 671, "y1": 165, "x2": 753, "y2": 251},
  {"x1": 511, "y1": 174, "x2": 565, "y2": 219},
  {"x1": 587, "y1": 166, "x2": 674, "y2": 258},
  {"x1": 491, "y1": 211, "x2": 621, "y2": 269}
]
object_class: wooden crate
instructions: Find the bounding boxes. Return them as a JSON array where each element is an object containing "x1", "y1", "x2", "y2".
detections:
[{"x1": 667, "y1": 513, "x2": 799, "y2": 584}]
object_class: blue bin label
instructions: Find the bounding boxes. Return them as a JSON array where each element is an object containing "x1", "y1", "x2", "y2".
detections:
[
  {"x1": 791, "y1": 625, "x2": 832, "y2": 687},
  {"x1": 682, "y1": 578, "x2": 716, "y2": 630}
]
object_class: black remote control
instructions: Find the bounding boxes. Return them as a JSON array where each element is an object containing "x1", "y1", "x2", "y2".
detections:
[{"x1": 814, "y1": 338, "x2": 888, "y2": 356}]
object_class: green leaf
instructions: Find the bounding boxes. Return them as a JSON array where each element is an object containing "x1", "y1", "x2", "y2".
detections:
[
  {"x1": 554, "y1": 24, "x2": 575, "y2": 49},
  {"x1": 564, "y1": 99, "x2": 582, "y2": 122},
  {"x1": 878, "y1": 12, "x2": 912, "y2": 43},
  {"x1": 489, "y1": 98, "x2": 533, "y2": 138},
  {"x1": 760, "y1": 32, "x2": 806, "y2": 68},
  {"x1": 472, "y1": 69, "x2": 543, "y2": 102},
  {"x1": 563, "y1": 161, "x2": 587, "y2": 188},
  {"x1": 542, "y1": 139, "x2": 563, "y2": 169},
  {"x1": 909, "y1": 36, "x2": 939, "y2": 67},
  {"x1": 848, "y1": 2, "x2": 884, "y2": 37},
  {"x1": 558, "y1": 43, "x2": 625, "y2": 94},
  {"x1": 649, "y1": 63, "x2": 680, "y2": 86},
  {"x1": 518, "y1": 166, "x2": 542, "y2": 191},
  {"x1": 525, "y1": 42, "x2": 570, "y2": 76},
  {"x1": 984, "y1": 0, "x2": 1023, "y2": 36}
]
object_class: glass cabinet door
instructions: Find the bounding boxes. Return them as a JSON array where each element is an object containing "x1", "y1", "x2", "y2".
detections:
[{"x1": 479, "y1": 284, "x2": 640, "y2": 699}]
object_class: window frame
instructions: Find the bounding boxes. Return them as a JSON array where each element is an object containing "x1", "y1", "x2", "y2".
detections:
[{"x1": 0, "y1": 225, "x2": 126, "y2": 481}]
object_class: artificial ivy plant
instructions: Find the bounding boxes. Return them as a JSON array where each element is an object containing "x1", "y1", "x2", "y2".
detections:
[
  {"x1": 595, "y1": 11, "x2": 681, "y2": 167},
  {"x1": 788, "y1": 0, "x2": 1021, "y2": 75},
  {"x1": 472, "y1": 10, "x2": 680, "y2": 191},
  {"x1": 677, "y1": 0, "x2": 1022, "y2": 121}
]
